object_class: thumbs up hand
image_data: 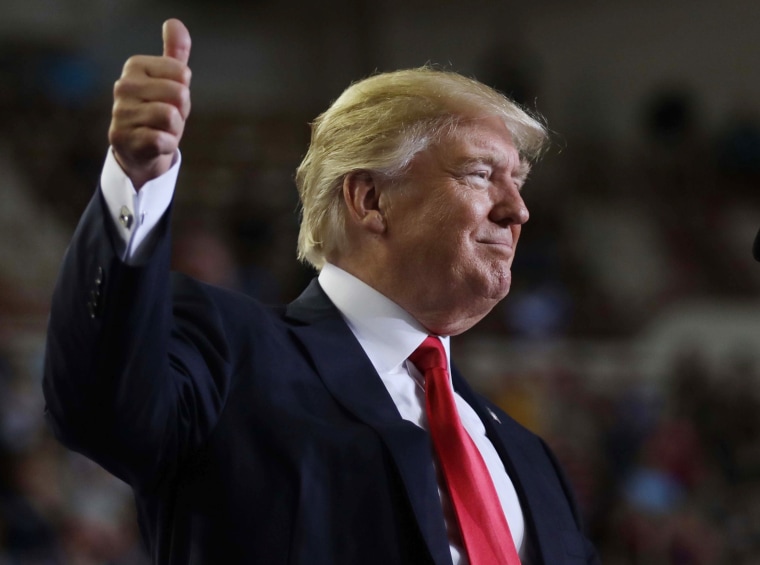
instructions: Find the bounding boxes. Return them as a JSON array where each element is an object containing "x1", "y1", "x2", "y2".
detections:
[{"x1": 109, "y1": 19, "x2": 192, "y2": 190}]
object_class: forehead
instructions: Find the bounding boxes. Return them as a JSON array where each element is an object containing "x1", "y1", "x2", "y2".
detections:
[{"x1": 434, "y1": 116, "x2": 520, "y2": 164}]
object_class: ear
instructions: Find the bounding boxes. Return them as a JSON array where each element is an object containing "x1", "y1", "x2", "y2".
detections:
[{"x1": 342, "y1": 171, "x2": 386, "y2": 234}]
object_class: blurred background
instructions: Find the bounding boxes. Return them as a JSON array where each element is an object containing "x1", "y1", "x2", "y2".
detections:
[{"x1": 2, "y1": 0, "x2": 760, "y2": 562}]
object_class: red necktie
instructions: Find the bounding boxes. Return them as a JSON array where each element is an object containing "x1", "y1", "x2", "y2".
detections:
[{"x1": 410, "y1": 336, "x2": 521, "y2": 565}]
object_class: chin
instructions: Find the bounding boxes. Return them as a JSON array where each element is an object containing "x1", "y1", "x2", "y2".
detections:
[{"x1": 484, "y1": 268, "x2": 512, "y2": 300}]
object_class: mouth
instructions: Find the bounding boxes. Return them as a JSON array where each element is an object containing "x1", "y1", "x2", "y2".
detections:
[
  {"x1": 478, "y1": 240, "x2": 513, "y2": 251},
  {"x1": 477, "y1": 241, "x2": 515, "y2": 261}
]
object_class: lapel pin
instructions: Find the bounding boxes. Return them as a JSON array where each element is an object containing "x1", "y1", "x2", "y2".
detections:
[{"x1": 487, "y1": 408, "x2": 501, "y2": 423}]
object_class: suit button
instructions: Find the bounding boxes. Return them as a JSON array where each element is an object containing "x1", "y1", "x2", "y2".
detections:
[{"x1": 89, "y1": 266, "x2": 105, "y2": 319}]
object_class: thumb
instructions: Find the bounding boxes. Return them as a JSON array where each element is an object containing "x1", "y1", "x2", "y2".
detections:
[{"x1": 162, "y1": 18, "x2": 191, "y2": 64}]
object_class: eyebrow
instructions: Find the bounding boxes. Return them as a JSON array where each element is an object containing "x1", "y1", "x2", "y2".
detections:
[{"x1": 456, "y1": 154, "x2": 531, "y2": 184}]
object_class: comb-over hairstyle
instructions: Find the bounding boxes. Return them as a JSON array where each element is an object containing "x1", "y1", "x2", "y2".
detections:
[{"x1": 295, "y1": 67, "x2": 548, "y2": 270}]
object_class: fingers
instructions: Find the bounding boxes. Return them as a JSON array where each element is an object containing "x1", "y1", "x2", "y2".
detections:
[
  {"x1": 108, "y1": 19, "x2": 192, "y2": 189},
  {"x1": 124, "y1": 54, "x2": 192, "y2": 87},
  {"x1": 114, "y1": 60, "x2": 191, "y2": 119},
  {"x1": 111, "y1": 99, "x2": 186, "y2": 149},
  {"x1": 162, "y1": 18, "x2": 191, "y2": 64}
]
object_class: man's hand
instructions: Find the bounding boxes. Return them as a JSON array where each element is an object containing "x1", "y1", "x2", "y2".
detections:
[{"x1": 109, "y1": 19, "x2": 192, "y2": 190}]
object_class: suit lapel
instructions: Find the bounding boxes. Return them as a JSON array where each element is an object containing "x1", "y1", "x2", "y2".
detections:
[
  {"x1": 451, "y1": 369, "x2": 567, "y2": 565},
  {"x1": 286, "y1": 280, "x2": 452, "y2": 565}
]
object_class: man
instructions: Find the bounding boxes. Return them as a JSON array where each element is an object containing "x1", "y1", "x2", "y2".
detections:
[{"x1": 43, "y1": 18, "x2": 599, "y2": 565}]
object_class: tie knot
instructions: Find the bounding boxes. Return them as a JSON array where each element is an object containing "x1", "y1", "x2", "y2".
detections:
[{"x1": 410, "y1": 336, "x2": 447, "y2": 373}]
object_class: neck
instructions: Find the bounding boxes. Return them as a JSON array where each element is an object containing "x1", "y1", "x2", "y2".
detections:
[
  {"x1": 396, "y1": 298, "x2": 492, "y2": 337},
  {"x1": 330, "y1": 256, "x2": 491, "y2": 337}
]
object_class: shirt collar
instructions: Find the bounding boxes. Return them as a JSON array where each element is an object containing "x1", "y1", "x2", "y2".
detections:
[{"x1": 318, "y1": 263, "x2": 451, "y2": 375}]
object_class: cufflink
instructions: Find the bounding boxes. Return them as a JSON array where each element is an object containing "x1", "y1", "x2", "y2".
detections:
[{"x1": 119, "y1": 206, "x2": 134, "y2": 229}]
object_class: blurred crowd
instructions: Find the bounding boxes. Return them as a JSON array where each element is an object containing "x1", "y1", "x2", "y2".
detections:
[
  {"x1": 3, "y1": 42, "x2": 760, "y2": 564},
  {"x1": 489, "y1": 347, "x2": 760, "y2": 565}
]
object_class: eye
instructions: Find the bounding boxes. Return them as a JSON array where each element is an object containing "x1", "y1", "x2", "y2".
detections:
[{"x1": 470, "y1": 169, "x2": 490, "y2": 181}]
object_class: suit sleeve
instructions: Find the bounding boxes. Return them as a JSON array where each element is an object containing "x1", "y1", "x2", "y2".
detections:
[
  {"x1": 99, "y1": 147, "x2": 179, "y2": 265},
  {"x1": 43, "y1": 188, "x2": 232, "y2": 493}
]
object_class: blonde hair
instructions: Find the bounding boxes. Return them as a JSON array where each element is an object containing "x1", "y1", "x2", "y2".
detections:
[{"x1": 295, "y1": 67, "x2": 548, "y2": 269}]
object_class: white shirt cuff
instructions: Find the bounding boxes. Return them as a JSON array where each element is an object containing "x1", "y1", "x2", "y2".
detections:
[{"x1": 100, "y1": 148, "x2": 181, "y2": 265}]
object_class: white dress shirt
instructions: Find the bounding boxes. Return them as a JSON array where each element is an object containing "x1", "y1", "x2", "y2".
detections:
[
  {"x1": 100, "y1": 148, "x2": 180, "y2": 265},
  {"x1": 100, "y1": 149, "x2": 527, "y2": 563},
  {"x1": 318, "y1": 264, "x2": 526, "y2": 564}
]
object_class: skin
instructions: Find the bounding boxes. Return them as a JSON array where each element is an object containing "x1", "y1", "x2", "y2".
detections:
[
  {"x1": 109, "y1": 19, "x2": 192, "y2": 190},
  {"x1": 333, "y1": 116, "x2": 530, "y2": 336},
  {"x1": 108, "y1": 20, "x2": 528, "y2": 337}
]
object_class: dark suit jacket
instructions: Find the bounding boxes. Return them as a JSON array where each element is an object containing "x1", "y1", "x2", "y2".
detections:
[{"x1": 43, "y1": 190, "x2": 599, "y2": 564}]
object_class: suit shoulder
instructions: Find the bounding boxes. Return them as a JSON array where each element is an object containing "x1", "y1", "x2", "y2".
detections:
[{"x1": 170, "y1": 272, "x2": 289, "y2": 329}]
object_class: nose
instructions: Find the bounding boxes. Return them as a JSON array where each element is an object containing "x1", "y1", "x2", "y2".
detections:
[{"x1": 489, "y1": 181, "x2": 529, "y2": 227}]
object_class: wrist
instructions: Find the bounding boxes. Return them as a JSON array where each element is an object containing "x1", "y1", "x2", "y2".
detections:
[{"x1": 113, "y1": 151, "x2": 174, "y2": 191}]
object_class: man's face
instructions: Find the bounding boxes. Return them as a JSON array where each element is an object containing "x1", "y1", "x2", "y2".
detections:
[{"x1": 380, "y1": 115, "x2": 530, "y2": 334}]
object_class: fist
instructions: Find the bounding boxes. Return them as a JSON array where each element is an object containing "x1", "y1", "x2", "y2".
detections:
[{"x1": 109, "y1": 19, "x2": 192, "y2": 189}]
